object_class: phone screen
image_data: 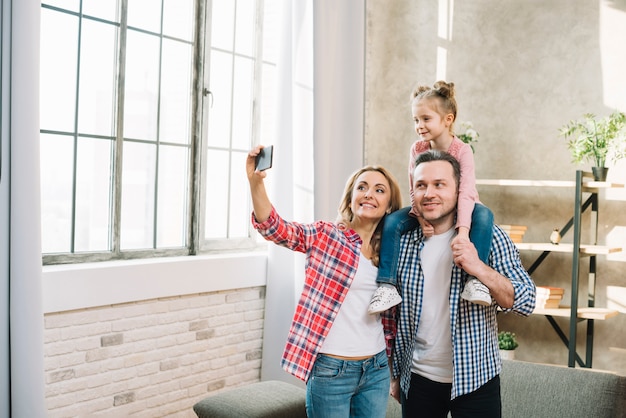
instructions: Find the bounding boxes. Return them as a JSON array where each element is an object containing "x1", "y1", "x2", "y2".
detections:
[{"x1": 255, "y1": 145, "x2": 273, "y2": 171}]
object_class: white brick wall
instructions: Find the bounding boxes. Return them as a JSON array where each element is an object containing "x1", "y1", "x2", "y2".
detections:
[{"x1": 44, "y1": 287, "x2": 266, "y2": 417}]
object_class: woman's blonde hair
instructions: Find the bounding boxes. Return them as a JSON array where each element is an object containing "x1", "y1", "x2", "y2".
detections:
[{"x1": 337, "y1": 165, "x2": 402, "y2": 266}]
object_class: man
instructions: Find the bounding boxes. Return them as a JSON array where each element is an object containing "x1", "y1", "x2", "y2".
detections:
[{"x1": 385, "y1": 150, "x2": 536, "y2": 417}]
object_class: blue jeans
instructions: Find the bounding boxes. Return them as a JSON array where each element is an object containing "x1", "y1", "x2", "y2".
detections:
[
  {"x1": 306, "y1": 350, "x2": 390, "y2": 418},
  {"x1": 377, "y1": 204, "x2": 494, "y2": 286}
]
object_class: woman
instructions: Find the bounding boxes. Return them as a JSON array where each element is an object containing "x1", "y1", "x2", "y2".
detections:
[{"x1": 247, "y1": 145, "x2": 402, "y2": 418}]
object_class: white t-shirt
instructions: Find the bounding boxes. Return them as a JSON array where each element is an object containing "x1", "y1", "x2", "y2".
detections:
[
  {"x1": 411, "y1": 228, "x2": 455, "y2": 383},
  {"x1": 320, "y1": 252, "x2": 386, "y2": 356}
]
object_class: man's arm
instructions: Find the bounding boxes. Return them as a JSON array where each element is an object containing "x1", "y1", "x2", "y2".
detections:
[
  {"x1": 451, "y1": 226, "x2": 536, "y2": 312},
  {"x1": 451, "y1": 237, "x2": 515, "y2": 307},
  {"x1": 381, "y1": 307, "x2": 401, "y2": 402}
]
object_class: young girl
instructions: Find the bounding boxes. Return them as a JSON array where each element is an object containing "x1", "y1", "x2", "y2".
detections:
[
  {"x1": 368, "y1": 81, "x2": 494, "y2": 314},
  {"x1": 247, "y1": 145, "x2": 402, "y2": 417}
]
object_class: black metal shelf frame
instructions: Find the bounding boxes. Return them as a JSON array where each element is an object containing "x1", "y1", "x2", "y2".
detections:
[{"x1": 524, "y1": 170, "x2": 599, "y2": 368}]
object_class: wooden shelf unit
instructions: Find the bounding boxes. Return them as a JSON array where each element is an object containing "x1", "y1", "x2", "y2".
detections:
[
  {"x1": 516, "y1": 243, "x2": 621, "y2": 256},
  {"x1": 478, "y1": 171, "x2": 623, "y2": 368},
  {"x1": 532, "y1": 307, "x2": 619, "y2": 321}
]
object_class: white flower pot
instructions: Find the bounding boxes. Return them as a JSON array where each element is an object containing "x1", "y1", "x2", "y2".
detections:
[{"x1": 500, "y1": 349, "x2": 516, "y2": 360}]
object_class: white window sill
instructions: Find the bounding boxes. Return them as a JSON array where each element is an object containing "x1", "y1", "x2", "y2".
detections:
[{"x1": 42, "y1": 252, "x2": 268, "y2": 313}]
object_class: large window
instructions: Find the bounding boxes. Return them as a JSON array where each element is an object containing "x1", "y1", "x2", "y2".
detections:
[{"x1": 40, "y1": 0, "x2": 278, "y2": 264}]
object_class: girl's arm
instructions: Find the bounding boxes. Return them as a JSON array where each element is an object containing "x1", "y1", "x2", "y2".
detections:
[
  {"x1": 453, "y1": 141, "x2": 479, "y2": 234},
  {"x1": 246, "y1": 146, "x2": 272, "y2": 223}
]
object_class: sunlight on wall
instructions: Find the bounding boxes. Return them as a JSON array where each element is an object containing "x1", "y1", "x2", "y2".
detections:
[
  {"x1": 600, "y1": 1, "x2": 626, "y2": 111},
  {"x1": 605, "y1": 158, "x2": 626, "y2": 201},
  {"x1": 436, "y1": 0, "x2": 452, "y2": 81},
  {"x1": 607, "y1": 285, "x2": 626, "y2": 313},
  {"x1": 606, "y1": 226, "x2": 626, "y2": 262},
  {"x1": 600, "y1": 2, "x2": 626, "y2": 204}
]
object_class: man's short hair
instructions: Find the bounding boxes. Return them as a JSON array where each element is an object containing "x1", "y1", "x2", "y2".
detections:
[{"x1": 414, "y1": 150, "x2": 461, "y2": 189}]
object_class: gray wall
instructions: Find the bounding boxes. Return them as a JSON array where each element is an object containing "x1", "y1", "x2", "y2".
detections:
[{"x1": 364, "y1": 0, "x2": 626, "y2": 373}]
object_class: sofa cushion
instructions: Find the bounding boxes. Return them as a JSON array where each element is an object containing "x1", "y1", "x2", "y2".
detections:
[
  {"x1": 501, "y1": 360, "x2": 626, "y2": 418},
  {"x1": 193, "y1": 380, "x2": 307, "y2": 418},
  {"x1": 193, "y1": 380, "x2": 402, "y2": 418}
]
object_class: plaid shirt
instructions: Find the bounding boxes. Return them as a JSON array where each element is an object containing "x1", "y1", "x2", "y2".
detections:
[
  {"x1": 253, "y1": 206, "x2": 384, "y2": 382},
  {"x1": 382, "y1": 225, "x2": 536, "y2": 399}
]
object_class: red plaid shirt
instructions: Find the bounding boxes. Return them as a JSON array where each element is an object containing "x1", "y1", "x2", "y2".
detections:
[{"x1": 253, "y1": 206, "x2": 392, "y2": 381}]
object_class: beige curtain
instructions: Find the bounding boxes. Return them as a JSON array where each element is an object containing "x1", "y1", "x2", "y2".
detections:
[{"x1": 260, "y1": 0, "x2": 365, "y2": 384}]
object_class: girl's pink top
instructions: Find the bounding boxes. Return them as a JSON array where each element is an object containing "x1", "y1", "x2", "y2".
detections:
[{"x1": 408, "y1": 136, "x2": 480, "y2": 230}]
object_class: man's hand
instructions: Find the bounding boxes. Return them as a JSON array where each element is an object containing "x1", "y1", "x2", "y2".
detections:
[
  {"x1": 419, "y1": 217, "x2": 435, "y2": 237},
  {"x1": 390, "y1": 378, "x2": 401, "y2": 403},
  {"x1": 451, "y1": 238, "x2": 515, "y2": 308},
  {"x1": 451, "y1": 236, "x2": 481, "y2": 274}
]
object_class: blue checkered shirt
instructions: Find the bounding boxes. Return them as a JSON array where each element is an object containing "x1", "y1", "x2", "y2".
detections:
[{"x1": 389, "y1": 225, "x2": 536, "y2": 399}]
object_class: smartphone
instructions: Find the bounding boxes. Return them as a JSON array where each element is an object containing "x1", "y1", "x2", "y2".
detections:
[{"x1": 255, "y1": 145, "x2": 274, "y2": 171}]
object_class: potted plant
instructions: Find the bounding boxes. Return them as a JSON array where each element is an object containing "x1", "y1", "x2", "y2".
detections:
[
  {"x1": 559, "y1": 111, "x2": 626, "y2": 181},
  {"x1": 457, "y1": 121, "x2": 480, "y2": 153},
  {"x1": 498, "y1": 331, "x2": 518, "y2": 360}
]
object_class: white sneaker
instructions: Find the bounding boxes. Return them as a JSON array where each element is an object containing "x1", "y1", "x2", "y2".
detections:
[
  {"x1": 461, "y1": 278, "x2": 492, "y2": 306},
  {"x1": 368, "y1": 286, "x2": 402, "y2": 314}
]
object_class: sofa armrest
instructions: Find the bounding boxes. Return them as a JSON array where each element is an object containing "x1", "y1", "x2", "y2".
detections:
[
  {"x1": 501, "y1": 360, "x2": 626, "y2": 418},
  {"x1": 193, "y1": 380, "x2": 307, "y2": 418}
]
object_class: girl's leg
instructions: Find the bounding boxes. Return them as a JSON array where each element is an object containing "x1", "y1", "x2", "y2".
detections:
[
  {"x1": 369, "y1": 207, "x2": 418, "y2": 314},
  {"x1": 377, "y1": 207, "x2": 418, "y2": 286},
  {"x1": 461, "y1": 204, "x2": 495, "y2": 306},
  {"x1": 469, "y1": 204, "x2": 494, "y2": 264}
]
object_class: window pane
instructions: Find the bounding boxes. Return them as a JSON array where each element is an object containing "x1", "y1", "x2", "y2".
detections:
[
  {"x1": 204, "y1": 149, "x2": 229, "y2": 238},
  {"x1": 121, "y1": 141, "x2": 156, "y2": 249},
  {"x1": 262, "y1": 1, "x2": 279, "y2": 64},
  {"x1": 124, "y1": 30, "x2": 160, "y2": 140},
  {"x1": 41, "y1": 134, "x2": 74, "y2": 253},
  {"x1": 228, "y1": 150, "x2": 249, "y2": 238},
  {"x1": 235, "y1": 0, "x2": 255, "y2": 56},
  {"x1": 231, "y1": 56, "x2": 253, "y2": 150},
  {"x1": 127, "y1": 0, "x2": 161, "y2": 33},
  {"x1": 75, "y1": 137, "x2": 113, "y2": 252},
  {"x1": 160, "y1": 39, "x2": 192, "y2": 145},
  {"x1": 163, "y1": 0, "x2": 194, "y2": 41},
  {"x1": 211, "y1": 0, "x2": 235, "y2": 51},
  {"x1": 40, "y1": 9, "x2": 78, "y2": 133},
  {"x1": 156, "y1": 145, "x2": 188, "y2": 247},
  {"x1": 78, "y1": 19, "x2": 118, "y2": 137},
  {"x1": 259, "y1": 63, "x2": 276, "y2": 145},
  {"x1": 83, "y1": 0, "x2": 120, "y2": 22},
  {"x1": 207, "y1": 50, "x2": 232, "y2": 148},
  {"x1": 43, "y1": 0, "x2": 79, "y2": 12}
]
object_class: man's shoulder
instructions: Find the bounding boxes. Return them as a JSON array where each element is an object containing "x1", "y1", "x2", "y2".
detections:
[{"x1": 491, "y1": 224, "x2": 518, "y2": 249}]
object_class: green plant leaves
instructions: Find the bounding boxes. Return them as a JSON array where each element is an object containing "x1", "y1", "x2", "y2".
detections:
[
  {"x1": 560, "y1": 111, "x2": 626, "y2": 167},
  {"x1": 498, "y1": 331, "x2": 519, "y2": 350}
]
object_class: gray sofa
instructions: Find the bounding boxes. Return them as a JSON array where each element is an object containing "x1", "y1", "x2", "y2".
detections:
[{"x1": 194, "y1": 360, "x2": 626, "y2": 418}]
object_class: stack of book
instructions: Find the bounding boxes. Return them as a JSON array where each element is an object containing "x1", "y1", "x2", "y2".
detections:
[
  {"x1": 536, "y1": 286, "x2": 565, "y2": 309},
  {"x1": 500, "y1": 225, "x2": 528, "y2": 243}
]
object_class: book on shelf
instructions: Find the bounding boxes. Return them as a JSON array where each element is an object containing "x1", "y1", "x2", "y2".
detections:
[
  {"x1": 536, "y1": 299, "x2": 562, "y2": 309},
  {"x1": 535, "y1": 299, "x2": 561, "y2": 309},
  {"x1": 499, "y1": 224, "x2": 527, "y2": 243},
  {"x1": 536, "y1": 286, "x2": 565, "y2": 296},
  {"x1": 507, "y1": 233, "x2": 526, "y2": 243},
  {"x1": 535, "y1": 286, "x2": 564, "y2": 308},
  {"x1": 499, "y1": 224, "x2": 528, "y2": 232},
  {"x1": 536, "y1": 293, "x2": 563, "y2": 300}
]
